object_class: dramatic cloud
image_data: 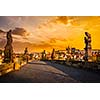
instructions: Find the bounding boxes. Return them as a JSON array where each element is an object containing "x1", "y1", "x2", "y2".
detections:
[
  {"x1": 0, "y1": 16, "x2": 100, "y2": 52},
  {"x1": 52, "y1": 16, "x2": 68, "y2": 24},
  {"x1": 0, "y1": 29, "x2": 5, "y2": 33},
  {"x1": 12, "y1": 27, "x2": 29, "y2": 36},
  {"x1": 0, "y1": 29, "x2": 6, "y2": 43},
  {"x1": 0, "y1": 38, "x2": 6, "y2": 49}
]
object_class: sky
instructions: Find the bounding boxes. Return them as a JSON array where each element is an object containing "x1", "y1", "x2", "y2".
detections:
[{"x1": 0, "y1": 16, "x2": 100, "y2": 53}]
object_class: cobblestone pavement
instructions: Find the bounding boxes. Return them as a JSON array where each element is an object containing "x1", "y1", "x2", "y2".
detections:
[{"x1": 0, "y1": 60, "x2": 100, "y2": 83}]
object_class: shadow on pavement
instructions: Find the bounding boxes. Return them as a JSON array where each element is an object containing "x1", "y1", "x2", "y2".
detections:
[
  {"x1": 1, "y1": 61, "x2": 100, "y2": 83},
  {"x1": 28, "y1": 62, "x2": 48, "y2": 65},
  {"x1": 45, "y1": 61, "x2": 100, "y2": 83},
  {"x1": 0, "y1": 63, "x2": 69, "y2": 83}
]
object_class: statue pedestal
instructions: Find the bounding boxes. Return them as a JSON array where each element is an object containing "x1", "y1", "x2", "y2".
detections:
[{"x1": 88, "y1": 49, "x2": 92, "y2": 62}]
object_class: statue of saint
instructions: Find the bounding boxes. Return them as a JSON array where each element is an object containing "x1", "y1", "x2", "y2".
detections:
[
  {"x1": 24, "y1": 47, "x2": 28, "y2": 55},
  {"x1": 4, "y1": 30, "x2": 13, "y2": 63},
  {"x1": 84, "y1": 32, "x2": 92, "y2": 62},
  {"x1": 51, "y1": 48, "x2": 55, "y2": 60},
  {"x1": 23, "y1": 47, "x2": 29, "y2": 63}
]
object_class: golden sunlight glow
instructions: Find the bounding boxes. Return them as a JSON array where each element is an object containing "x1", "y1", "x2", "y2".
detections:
[{"x1": 0, "y1": 16, "x2": 100, "y2": 53}]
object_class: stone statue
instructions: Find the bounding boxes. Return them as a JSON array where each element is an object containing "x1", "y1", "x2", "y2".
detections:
[
  {"x1": 51, "y1": 48, "x2": 55, "y2": 60},
  {"x1": 4, "y1": 30, "x2": 13, "y2": 63},
  {"x1": 24, "y1": 47, "x2": 28, "y2": 55},
  {"x1": 23, "y1": 47, "x2": 29, "y2": 63},
  {"x1": 84, "y1": 32, "x2": 92, "y2": 61},
  {"x1": 42, "y1": 50, "x2": 46, "y2": 60}
]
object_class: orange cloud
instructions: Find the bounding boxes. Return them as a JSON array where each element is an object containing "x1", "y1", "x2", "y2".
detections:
[{"x1": 0, "y1": 16, "x2": 100, "y2": 53}]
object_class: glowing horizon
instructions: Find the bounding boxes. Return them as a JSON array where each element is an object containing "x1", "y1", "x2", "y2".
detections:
[{"x1": 0, "y1": 16, "x2": 100, "y2": 53}]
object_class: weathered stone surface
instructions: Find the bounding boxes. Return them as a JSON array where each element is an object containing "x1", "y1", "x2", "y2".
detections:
[
  {"x1": 4, "y1": 30, "x2": 13, "y2": 63},
  {"x1": 84, "y1": 32, "x2": 92, "y2": 62}
]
